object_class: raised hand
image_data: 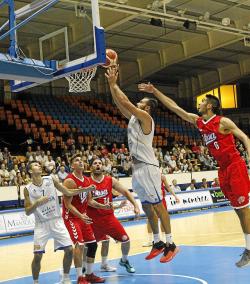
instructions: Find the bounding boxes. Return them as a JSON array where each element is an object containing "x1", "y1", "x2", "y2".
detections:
[
  {"x1": 138, "y1": 82, "x2": 155, "y2": 93},
  {"x1": 105, "y1": 65, "x2": 119, "y2": 86}
]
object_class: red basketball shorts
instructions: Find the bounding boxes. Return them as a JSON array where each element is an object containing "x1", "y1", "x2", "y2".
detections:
[
  {"x1": 64, "y1": 218, "x2": 96, "y2": 245},
  {"x1": 90, "y1": 214, "x2": 129, "y2": 243},
  {"x1": 218, "y1": 158, "x2": 250, "y2": 209}
]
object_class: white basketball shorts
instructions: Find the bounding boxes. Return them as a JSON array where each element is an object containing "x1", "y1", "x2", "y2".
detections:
[
  {"x1": 132, "y1": 163, "x2": 162, "y2": 204},
  {"x1": 33, "y1": 217, "x2": 72, "y2": 253}
]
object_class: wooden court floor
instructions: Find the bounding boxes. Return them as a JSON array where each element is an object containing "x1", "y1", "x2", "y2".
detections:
[{"x1": 0, "y1": 208, "x2": 245, "y2": 282}]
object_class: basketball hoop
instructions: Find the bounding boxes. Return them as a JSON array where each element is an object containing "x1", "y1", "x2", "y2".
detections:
[{"x1": 65, "y1": 67, "x2": 97, "y2": 93}]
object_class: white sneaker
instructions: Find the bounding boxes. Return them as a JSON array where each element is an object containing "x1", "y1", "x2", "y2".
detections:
[
  {"x1": 142, "y1": 241, "x2": 153, "y2": 247},
  {"x1": 100, "y1": 264, "x2": 117, "y2": 272}
]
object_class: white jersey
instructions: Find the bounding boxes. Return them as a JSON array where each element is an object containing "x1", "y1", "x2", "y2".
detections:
[
  {"x1": 128, "y1": 115, "x2": 159, "y2": 166},
  {"x1": 26, "y1": 176, "x2": 61, "y2": 224}
]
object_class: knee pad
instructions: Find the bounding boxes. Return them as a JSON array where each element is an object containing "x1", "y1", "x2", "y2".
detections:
[{"x1": 86, "y1": 242, "x2": 97, "y2": 258}]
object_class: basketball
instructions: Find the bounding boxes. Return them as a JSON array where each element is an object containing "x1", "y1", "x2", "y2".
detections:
[{"x1": 102, "y1": 49, "x2": 118, "y2": 68}]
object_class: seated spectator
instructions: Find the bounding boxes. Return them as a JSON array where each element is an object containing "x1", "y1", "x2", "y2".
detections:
[
  {"x1": 111, "y1": 167, "x2": 119, "y2": 179},
  {"x1": 122, "y1": 156, "x2": 132, "y2": 176},
  {"x1": 200, "y1": 178, "x2": 209, "y2": 188},
  {"x1": 173, "y1": 166, "x2": 181, "y2": 174},
  {"x1": 191, "y1": 142, "x2": 201, "y2": 155},
  {"x1": 44, "y1": 155, "x2": 56, "y2": 173},
  {"x1": 170, "y1": 179, "x2": 181, "y2": 192},
  {"x1": 50, "y1": 167, "x2": 59, "y2": 182},
  {"x1": 0, "y1": 164, "x2": 10, "y2": 186},
  {"x1": 57, "y1": 165, "x2": 68, "y2": 182},
  {"x1": 16, "y1": 172, "x2": 25, "y2": 186},
  {"x1": 185, "y1": 181, "x2": 196, "y2": 191},
  {"x1": 211, "y1": 177, "x2": 220, "y2": 188}
]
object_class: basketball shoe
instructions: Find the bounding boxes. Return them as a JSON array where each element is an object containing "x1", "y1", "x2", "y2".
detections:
[
  {"x1": 85, "y1": 273, "x2": 105, "y2": 283},
  {"x1": 160, "y1": 243, "x2": 180, "y2": 263},
  {"x1": 119, "y1": 259, "x2": 135, "y2": 273},
  {"x1": 77, "y1": 276, "x2": 90, "y2": 284},
  {"x1": 100, "y1": 264, "x2": 117, "y2": 272},
  {"x1": 236, "y1": 249, "x2": 250, "y2": 267},
  {"x1": 145, "y1": 240, "x2": 165, "y2": 260}
]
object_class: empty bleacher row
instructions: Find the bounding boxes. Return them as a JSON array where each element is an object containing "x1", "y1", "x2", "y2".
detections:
[{"x1": 0, "y1": 95, "x2": 201, "y2": 149}]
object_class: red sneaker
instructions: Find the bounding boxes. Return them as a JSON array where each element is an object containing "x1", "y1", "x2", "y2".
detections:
[
  {"x1": 145, "y1": 240, "x2": 165, "y2": 260},
  {"x1": 160, "y1": 243, "x2": 180, "y2": 263},
  {"x1": 85, "y1": 273, "x2": 105, "y2": 283},
  {"x1": 77, "y1": 276, "x2": 90, "y2": 284}
]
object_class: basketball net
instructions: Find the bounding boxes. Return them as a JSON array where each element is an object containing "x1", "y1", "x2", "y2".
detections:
[{"x1": 65, "y1": 67, "x2": 97, "y2": 93}]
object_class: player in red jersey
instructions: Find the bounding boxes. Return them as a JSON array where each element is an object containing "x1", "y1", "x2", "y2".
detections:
[
  {"x1": 85, "y1": 158, "x2": 140, "y2": 273},
  {"x1": 143, "y1": 174, "x2": 180, "y2": 249},
  {"x1": 139, "y1": 83, "x2": 250, "y2": 267},
  {"x1": 63, "y1": 154, "x2": 111, "y2": 284}
]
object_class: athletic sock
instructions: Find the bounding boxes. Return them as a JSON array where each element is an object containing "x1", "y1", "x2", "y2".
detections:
[
  {"x1": 102, "y1": 257, "x2": 108, "y2": 266},
  {"x1": 76, "y1": 267, "x2": 82, "y2": 278},
  {"x1": 148, "y1": 233, "x2": 153, "y2": 242},
  {"x1": 122, "y1": 254, "x2": 128, "y2": 262},
  {"x1": 245, "y1": 233, "x2": 250, "y2": 250},
  {"x1": 86, "y1": 262, "x2": 94, "y2": 275},
  {"x1": 153, "y1": 233, "x2": 160, "y2": 243},
  {"x1": 165, "y1": 233, "x2": 173, "y2": 244}
]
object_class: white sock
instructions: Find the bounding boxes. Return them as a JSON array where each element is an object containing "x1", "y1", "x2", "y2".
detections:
[
  {"x1": 148, "y1": 233, "x2": 153, "y2": 242},
  {"x1": 86, "y1": 262, "x2": 94, "y2": 275},
  {"x1": 153, "y1": 233, "x2": 160, "y2": 243},
  {"x1": 122, "y1": 254, "x2": 128, "y2": 262},
  {"x1": 245, "y1": 233, "x2": 250, "y2": 250},
  {"x1": 62, "y1": 273, "x2": 70, "y2": 280},
  {"x1": 165, "y1": 233, "x2": 173, "y2": 244},
  {"x1": 102, "y1": 256, "x2": 108, "y2": 266},
  {"x1": 76, "y1": 267, "x2": 82, "y2": 278}
]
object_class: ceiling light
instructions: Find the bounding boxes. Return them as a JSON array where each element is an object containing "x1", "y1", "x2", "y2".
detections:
[{"x1": 222, "y1": 17, "x2": 230, "y2": 26}]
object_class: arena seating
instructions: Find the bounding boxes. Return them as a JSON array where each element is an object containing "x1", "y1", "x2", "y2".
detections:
[{"x1": 1, "y1": 95, "x2": 201, "y2": 147}]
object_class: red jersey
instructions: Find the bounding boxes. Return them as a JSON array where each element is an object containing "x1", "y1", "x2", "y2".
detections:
[
  {"x1": 87, "y1": 175, "x2": 113, "y2": 217},
  {"x1": 196, "y1": 115, "x2": 240, "y2": 168},
  {"x1": 62, "y1": 173, "x2": 91, "y2": 220}
]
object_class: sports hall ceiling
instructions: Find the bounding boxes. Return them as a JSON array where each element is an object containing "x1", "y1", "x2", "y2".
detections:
[{"x1": 1, "y1": 0, "x2": 250, "y2": 97}]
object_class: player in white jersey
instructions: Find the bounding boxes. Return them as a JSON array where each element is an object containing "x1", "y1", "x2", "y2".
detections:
[
  {"x1": 105, "y1": 66, "x2": 179, "y2": 263},
  {"x1": 24, "y1": 161, "x2": 95, "y2": 284}
]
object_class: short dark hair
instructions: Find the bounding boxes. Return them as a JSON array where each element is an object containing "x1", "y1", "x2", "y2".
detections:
[
  {"x1": 145, "y1": 97, "x2": 158, "y2": 114},
  {"x1": 70, "y1": 154, "x2": 82, "y2": 164},
  {"x1": 206, "y1": 94, "x2": 221, "y2": 115}
]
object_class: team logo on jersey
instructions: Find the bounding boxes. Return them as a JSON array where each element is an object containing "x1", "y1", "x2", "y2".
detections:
[
  {"x1": 202, "y1": 133, "x2": 217, "y2": 145},
  {"x1": 92, "y1": 189, "x2": 108, "y2": 199},
  {"x1": 79, "y1": 190, "x2": 88, "y2": 204},
  {"x1": 237, "y1": 196, "x2": 245, "y2": 205}
]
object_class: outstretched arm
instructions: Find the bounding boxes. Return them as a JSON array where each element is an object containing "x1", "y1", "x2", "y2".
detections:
[
  {"x1": 105, "y1": 67, "x2": 152, "y2": 126},
  {"x1": 52, "y1": 176, "x2": 96, "y2": 196},
  {"x1": 220, "y1": 117, "x2": 250, "y2": 164},
  {"x1": 138, "y1": 83, "x2": 199, "y2": 125},
  {"x1": 112, "y1": 177, "x2": 140, "y2": 216}
]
